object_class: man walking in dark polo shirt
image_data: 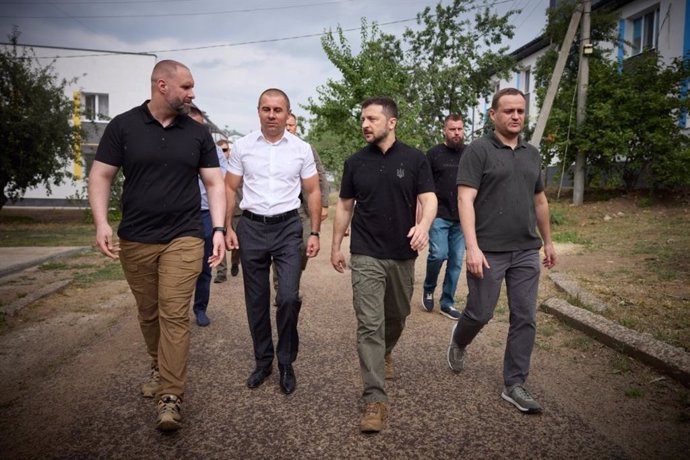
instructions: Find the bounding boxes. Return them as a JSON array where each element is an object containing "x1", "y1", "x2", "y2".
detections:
[
  {"x1": 447, "y1": 88, "x2": 556, "y2": 414},
  {"x1": 88, "y1": 60, "x2": 226, "y2": 431},
  {"x1": 224, "y1": 88, "x2": 321, "y2": 396},
  {"x1": 331, "y1": 96, "x2": 437, "y2": 433},
  {"x1": 422, "y1": 113, "x2": 466, "y2": 320}
]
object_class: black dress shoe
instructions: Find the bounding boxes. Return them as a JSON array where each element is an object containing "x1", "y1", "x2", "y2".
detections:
[
  {"x1": 230, "y1": 264, "x2": 239, "y2": 277},
  {"x1": 246, "y1": 366, "x2": 272, "y2": 389},
  {"x1": 278, "y1": 364, "x2": 296, "y2": 395}
]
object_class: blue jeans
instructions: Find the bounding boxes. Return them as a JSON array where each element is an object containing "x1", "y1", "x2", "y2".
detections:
[
  {"x1": 423, "y1": 217, "x2": 465, "y2": 308},
  {"x1": 193, "y1": 210, "x2": 213, "y2": 314}
]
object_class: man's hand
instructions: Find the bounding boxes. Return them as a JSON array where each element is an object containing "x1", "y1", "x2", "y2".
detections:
[
  {"x1": 95, "y1": 224, "x2": 120, "y2": 260},
  {"x1": 331, "y1": 249, "x2": 347, "y2": 273},
  {"x1": 465, "y1": 245, "x2": 490, "y2": 279},
  {"x1": 306, "y1": 234, "x2": 320, "y2": 258},
  {"x1": 407, "y1": 224, "x2": 429, "y2": 251},
  {"x1": 208, "y1": 232, "x2": 226, "y2": 268}
]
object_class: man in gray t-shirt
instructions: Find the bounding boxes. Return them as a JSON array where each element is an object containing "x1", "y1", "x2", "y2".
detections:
[{"x1": 447, "y1": 88, "x2": 556, "y2": 415}]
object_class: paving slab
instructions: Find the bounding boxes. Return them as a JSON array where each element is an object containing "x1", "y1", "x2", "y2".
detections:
[{"x1": 541, "y1": 297, "x2": 690, "y2": 387}]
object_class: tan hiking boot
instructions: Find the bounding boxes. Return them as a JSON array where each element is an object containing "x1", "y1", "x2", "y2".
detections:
[
  {"x1": 360, "y1": 401, "x2": 388, "y2": 433},
  {"x1": 384, "y1": 353, "x2": 394, "y2": 380},
  {"x1": 141, "y1": 368, "x2": 161, "y2": 398},
  {"x1": 156, "y1": 394, "x2": 182, "y2": 431}
]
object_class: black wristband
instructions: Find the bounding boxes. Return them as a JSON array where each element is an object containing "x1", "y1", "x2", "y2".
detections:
[
  {"x1": 310, "y1": 231, "x2": 320, "y2": 238},
  {"x1": 213, "y1": 226, "x2": 227, "y2": 235}
]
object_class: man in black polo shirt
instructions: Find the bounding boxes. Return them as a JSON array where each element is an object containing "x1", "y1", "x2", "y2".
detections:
[
  {"x1": 331, "y1": 96, "x2": 437, "y2": 433},
  {"x1": 447, "y1": 88, "x2": 556, "y2": 414},
  {"x1": 88, "y1": 59, "x2": 226, "y2": 431},
  {"x1": 422, "y1": 113, "x2": 466, "y2": 320}
]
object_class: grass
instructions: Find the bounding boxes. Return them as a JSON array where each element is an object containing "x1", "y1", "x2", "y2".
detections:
[
  {"x1": 72, "y1": 263, "x2": 125, "y2": 286},
  {"x1": 625, "y1": 387, "x2": 644, "y2": 398},
  {"x1": 609, "y1": 355, "x2": 632, "y2": 374},
  {"x1": 546, "y1": 191, "x2": 690, "y2": 351}
]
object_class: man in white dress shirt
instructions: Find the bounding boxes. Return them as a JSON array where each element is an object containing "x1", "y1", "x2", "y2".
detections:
[{"x1": 224, "y1": 88, "x2": 321, "y2": 395}]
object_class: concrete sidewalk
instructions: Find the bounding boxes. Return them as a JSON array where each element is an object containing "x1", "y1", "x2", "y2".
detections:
[{"x1": 0, "y1": 246, "x2": 91, "y2": 278}]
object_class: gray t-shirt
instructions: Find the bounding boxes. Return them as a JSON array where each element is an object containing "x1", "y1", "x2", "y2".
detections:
[{"x1": 456, "y1": 131, "x2": 544, "y2": 252}]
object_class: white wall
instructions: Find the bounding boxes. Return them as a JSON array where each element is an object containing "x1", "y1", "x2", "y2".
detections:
[{"x1": 10, "y1": 46, "x2": 156, "y2": 205}]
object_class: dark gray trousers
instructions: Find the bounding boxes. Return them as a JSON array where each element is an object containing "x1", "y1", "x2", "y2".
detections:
[
  {"x1": 237, "y1": 214, "x2": 303, "y2": 368},
  {"x1": 452, "y1": 249, "x2": 541, "y2": 386}
]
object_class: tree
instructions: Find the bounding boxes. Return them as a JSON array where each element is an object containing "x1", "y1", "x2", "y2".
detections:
[
  {"x1": 306, "y1": 0, "x2": 519, "y2": 175},
  {"x1": 306, "y1": 20, "x2": 411, "y2": 179},
  {"x1": 0, "y1": 29, "x2": 80, "y2": 209},
  {"x1": 403, "y1": 0, "x2": 517, "y2": 146},
  {"x1": 534, "y1": 3, "x2": 690, "y2": 193}
]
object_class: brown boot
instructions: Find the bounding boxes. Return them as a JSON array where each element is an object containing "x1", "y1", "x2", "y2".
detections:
[
  {"x1": 384, "y1": 353, "x2": 394, "y2": 380},
  {"x1": 360, "y1": 401, "x2": 388, "y2": 433}
]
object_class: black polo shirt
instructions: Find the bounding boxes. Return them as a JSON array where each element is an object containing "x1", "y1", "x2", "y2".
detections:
[
  {"x1": 427, "y1": 143, "x2": 464, "y2": 221},
  {"x1": 340, "y1": 140, "x2": 434, "y2": 260},
  {"x1": 95, "y1": 101, "x2": 219, "y2": 244},
  {"x1": 456, "y1": 131, "x2": 544, "y2": 252}
]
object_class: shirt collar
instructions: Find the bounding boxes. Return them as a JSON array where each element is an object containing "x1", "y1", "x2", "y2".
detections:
[
  {"x1": 255, "y1": 129, "x2": 289, "y2": 145},
  {"x1": 140, "y1": 100, "x2": 186, "y2": 129},
  {"x1": 488, "y1": 130, "x2": 527, "y2": 150}
]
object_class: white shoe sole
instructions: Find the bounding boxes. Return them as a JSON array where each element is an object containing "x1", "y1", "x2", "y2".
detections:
[
  {"x1": 447, "y1": 323, "x2": 463, "y2": 372},
  {"x1": 501, "y1": 391, "x2": 543, "y2": 414}
]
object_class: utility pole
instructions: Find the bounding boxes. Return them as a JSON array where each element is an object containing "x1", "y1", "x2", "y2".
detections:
[
  {"x1": 573, "y1": 0, "x2": 592, "y2": 206},
  {"x1": 530, "y1": 3, "x2": 582, "y2": 149}
]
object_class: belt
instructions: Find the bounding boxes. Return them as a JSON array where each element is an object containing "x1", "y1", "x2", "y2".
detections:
[{"x1": 242, "y1": 209, "x2": 298, "y2": 224}]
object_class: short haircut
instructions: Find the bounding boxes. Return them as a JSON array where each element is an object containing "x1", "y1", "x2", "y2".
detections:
[
  {"x1": 188, "y1": 105, "x2": 202, "y2": 117},
  {"x1": 361, "y1": 96, "x2": 398, "y2": 119},
  {"x1": 286, "y1": 113, "x2": 297, "y2": 122},
  {"x1": 216, "y1": 139, "x2": 229, "y2": 147},
  {"x1": 258, "y1": 88, "x2": 290, "y2": 110},
  {"x1": 491, "y1": 88, "x2": 526, "y2": 110},
  {"x1": 444, "y1": 113, "x2": 463, "y2": 124},
  {"x1": 151, "y1": 59, "x2": 188, "y2": 84}
]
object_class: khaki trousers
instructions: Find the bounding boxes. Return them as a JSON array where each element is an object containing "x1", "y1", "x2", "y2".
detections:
[
  {"x1": 350, "y1": 254, "x2": 415, "y2": 403},
  {"x1": 119, "y1": 236, "x2": 203, "y2": 399}
]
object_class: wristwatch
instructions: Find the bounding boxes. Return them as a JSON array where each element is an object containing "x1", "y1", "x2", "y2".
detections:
[
  {"x1": 310, "y1": 231, "x2": 320, "y2": 238},
  {"x1": 213, "y1": 226, "x2": 227, "y2": 235}
]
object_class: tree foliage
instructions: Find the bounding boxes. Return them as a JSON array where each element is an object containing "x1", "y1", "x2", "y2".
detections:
[
  {"x1": 306, "y1": 0, "x2": 518, "y2": 177},
  {"x1": 535, "y1": 3, "x2": 690, "y2": 191},
  {"x1": 0, "y1": 28, "x2": 80, "y2": 209}
]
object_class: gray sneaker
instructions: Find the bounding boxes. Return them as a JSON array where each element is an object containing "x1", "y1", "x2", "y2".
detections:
[
  {"x1": 501, "y1": 384, "x2": 543, "y2": 414},
  {"x1": 447, "y1": 323, "x2": 465, "y2": 373}
]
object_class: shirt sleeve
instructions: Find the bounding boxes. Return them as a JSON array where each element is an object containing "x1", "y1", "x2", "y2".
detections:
[
  {"x1": 94, "y1": 117, "x2": 124, "y2": 167},
  {"x1": 227, "y1": 138, "x2": 244, "y2": 176},
  {"x1": 300, "y1": 143, "x2": 317, "y2": 179},
  {"x1": 457, "y1": 143, "x2": 484, "y2": 189},
  {"x1": 339, "y1": 157, "x2": 355, "y2": 199}
]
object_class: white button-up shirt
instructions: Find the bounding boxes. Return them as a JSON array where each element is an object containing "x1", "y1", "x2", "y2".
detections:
[
  {"x1": 228, "y1": 130, "x2": 317, "y2": 215},
  {"x1": 199, "y1": 145, "x2": 230, "y2": 211}
]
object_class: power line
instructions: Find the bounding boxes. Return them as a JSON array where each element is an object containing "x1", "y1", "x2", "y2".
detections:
[{"x1": 1, "y1": 0, "x2": 358, "y2": 19}]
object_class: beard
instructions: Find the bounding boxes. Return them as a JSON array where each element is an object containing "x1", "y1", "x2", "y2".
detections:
[
  {"x1": 366, "y1": 130, "x2": 388, "y2": 146},
  {"x1": 446, "y1": 138, "x2": 464, "y2": 150}
]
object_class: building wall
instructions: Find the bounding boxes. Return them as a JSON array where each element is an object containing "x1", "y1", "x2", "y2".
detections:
[
  {"x1": 9, "y1": 46, "x2": 156, "y2": 206},
  {"x1": 471, "y1": 0, "x2": 687, "y2": 139}
]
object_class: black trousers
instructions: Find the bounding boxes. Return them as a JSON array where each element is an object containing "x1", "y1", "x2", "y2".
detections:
[{"x1": 237, "y1": 214, "x2": 303, "y2": 367}]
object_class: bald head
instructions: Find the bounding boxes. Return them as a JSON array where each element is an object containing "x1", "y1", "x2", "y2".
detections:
[{"x1": 151, "y1": 60, "x2": 189, "y2": 88}]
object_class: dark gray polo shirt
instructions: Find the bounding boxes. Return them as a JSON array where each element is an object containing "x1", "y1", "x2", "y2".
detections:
[{"x1": 456, "y1": 131, "x2": 544, "y2": 252}]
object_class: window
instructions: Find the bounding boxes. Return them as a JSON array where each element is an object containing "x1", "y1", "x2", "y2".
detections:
[
  {"x1": 631, "y1": 7, "x2": 659, "y2": 55},
  {"x1": 82, "y1": 93, "x2": 109, "y2": 121}
]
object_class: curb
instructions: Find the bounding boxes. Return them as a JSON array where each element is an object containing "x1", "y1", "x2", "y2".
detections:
[
  {"x1": 541, "y1": 297, "x2": 690, "y2": 388},
  {"x1": 0, "y1": 247, "x2": 91, "y2": 279},
  {"x1": 549, "y1": 271, "x2": 608, "y2": 312},
  {"x1": 1, "y1": 279, "x2": 72, "y2": 316}
]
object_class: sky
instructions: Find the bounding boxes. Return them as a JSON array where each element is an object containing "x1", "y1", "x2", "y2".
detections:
[{"x1": 0, "y1": 0, "x2": 550, "y2": 135}]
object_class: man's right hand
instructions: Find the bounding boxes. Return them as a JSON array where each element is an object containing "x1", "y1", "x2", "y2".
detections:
[
  {"x1": 95, "y1": 224, "x2": 120, "y2": 260},
  {"x1": 465, "y1": 245, "x2": 490, "y2": 279}
]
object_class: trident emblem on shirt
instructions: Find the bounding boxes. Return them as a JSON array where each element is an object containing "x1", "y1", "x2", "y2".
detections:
[{"x1": 397, "y1": 168, "x2": 405, "y2": 179}]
